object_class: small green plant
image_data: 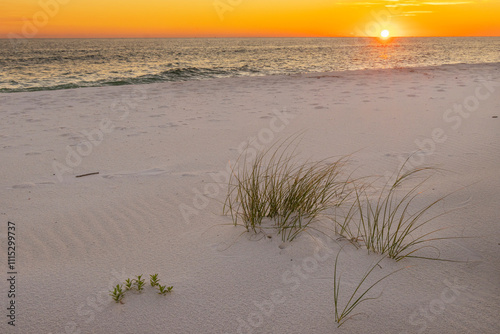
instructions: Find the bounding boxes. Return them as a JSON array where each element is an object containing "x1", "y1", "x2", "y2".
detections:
[
  {"x1": 333, "y1": 251, "x2": 403, "y2": 327},
  {"x1": 110, "y1": 274, "x2": 173, "y2": 303},
  {"x1": 157, "y1": 285, "x2": 173, "y2": 295},
  {"x1": 124, "y1": 278, "x2": 134, "y2": 291},
  {"x1": 150, "y1": 274, "x2": 160, "y2": 287},
  {"x1": 135, "y1": 275, "x2": 146, "y2": 292},
  {"x1": 109, "y1": 284, "x2": 125, "y2": 303}
]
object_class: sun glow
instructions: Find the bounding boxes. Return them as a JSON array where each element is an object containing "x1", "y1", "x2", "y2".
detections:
[
  {"x1": 1, "y1": 1, "x2": 500, "y2": 38},
  {"x1": 381, "y1": 30, "x2": 390, "y2": 38}
]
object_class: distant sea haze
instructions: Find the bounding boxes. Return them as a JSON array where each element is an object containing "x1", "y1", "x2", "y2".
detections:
[{"x1": 1, "y1": 37, "x2": 499, "y2": 93}]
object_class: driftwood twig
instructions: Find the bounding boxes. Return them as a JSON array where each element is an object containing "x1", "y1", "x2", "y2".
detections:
[{"x1": 76, "y1": 172, "x2": 99, "y2": 178}]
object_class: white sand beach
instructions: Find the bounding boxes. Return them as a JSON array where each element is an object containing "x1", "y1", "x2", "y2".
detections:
[{"x1": 1, "y1": 63, "x2": 499, "y2": 333}]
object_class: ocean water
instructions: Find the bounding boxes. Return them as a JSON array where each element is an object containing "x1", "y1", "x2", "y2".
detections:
[{"x1": 1, "y1": 37, "x2": 499, "y2": 93}]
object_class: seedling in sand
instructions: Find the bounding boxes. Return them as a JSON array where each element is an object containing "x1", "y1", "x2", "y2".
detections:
[
  {"x1": 150, "y1": 273, "x2": 160, "y2": 287},
  {"x1": 110, "y1": 274, "x2": 174, "y2": 303},
  {"x1": 135, "y1": 275, "x2": 146, "y2": 292},
  {"x1": 109, "y1": 284, "x2": 125, "y2": 303},
  {"x1": 124, "y1": 278, "x2": 134, "y2": 291},
  {"x1": 157, "y1": 285, "x2": 173, "y2": 295}
]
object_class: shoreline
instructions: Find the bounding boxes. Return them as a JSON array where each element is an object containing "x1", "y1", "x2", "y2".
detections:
[{"x1": 2, "y1": 61, "x2": 500, "y2": 94}]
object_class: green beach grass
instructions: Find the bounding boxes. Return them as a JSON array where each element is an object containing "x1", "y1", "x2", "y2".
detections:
[
  {"x1": 223, "y1": 138, "x2": 351, "y2": 242},
  {"x1": 335, "y1": 160, "x2": 454, "y2": 261}
]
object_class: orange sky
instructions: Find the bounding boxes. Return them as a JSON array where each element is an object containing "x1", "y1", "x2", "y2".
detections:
[{"x1": 1, "y1": 0, "x2": 499, "y2": 38}]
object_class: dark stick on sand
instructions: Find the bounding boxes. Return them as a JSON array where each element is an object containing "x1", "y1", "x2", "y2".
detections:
[{"x1": 76, "y1": 172, "x2": 99, "y2": 178}]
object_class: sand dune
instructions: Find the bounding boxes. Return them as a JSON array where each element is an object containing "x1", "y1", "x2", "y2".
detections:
[{"x1": 1, "y1": 63, "x2": 499, "y2": 333}]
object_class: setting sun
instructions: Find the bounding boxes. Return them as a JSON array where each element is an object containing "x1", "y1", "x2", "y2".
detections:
[{"x1": 381, "y1": 30, "x2": 390, "y2": 38}]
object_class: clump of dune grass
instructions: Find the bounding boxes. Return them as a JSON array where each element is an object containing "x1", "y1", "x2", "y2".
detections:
[
  {"x1": 335, "y1": 160, "x2": 452, "y2": 261},
  {"x1": 223, "y1": 139, "x2": 351, "y2": 242},
  {"x1": 333, "y1": 250, "x2": 404, "y2": 327}
]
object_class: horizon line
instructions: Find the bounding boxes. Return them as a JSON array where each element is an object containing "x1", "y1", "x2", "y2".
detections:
[{"x1": 1, "y1": 35, "x2": 500, "y2": 40}]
